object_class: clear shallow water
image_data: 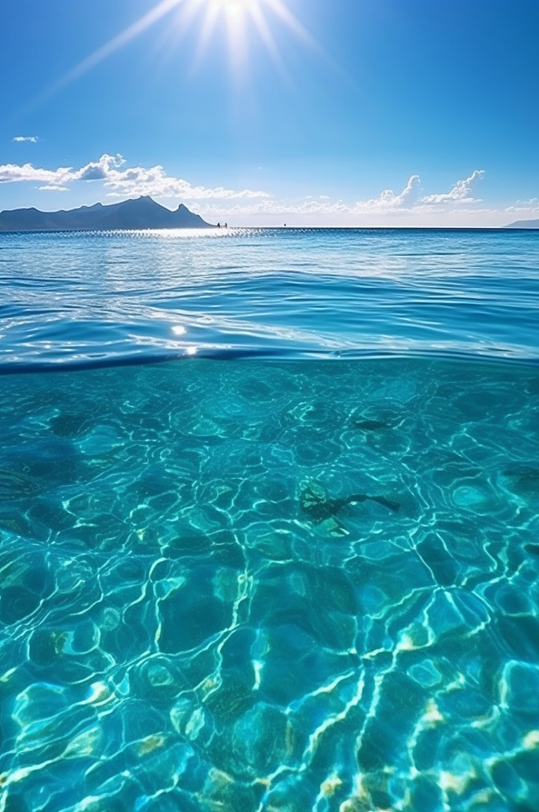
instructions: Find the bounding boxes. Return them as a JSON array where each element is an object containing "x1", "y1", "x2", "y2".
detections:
[
  {"x1": 0, "y1": 228, "x2": 538, "y2": 367},
  {"x1": 1, "y1": 357, "x2": 539, "y2": 812},
  {"x1": 1, "y1": 229, "x2": 539, "y2": 811}
]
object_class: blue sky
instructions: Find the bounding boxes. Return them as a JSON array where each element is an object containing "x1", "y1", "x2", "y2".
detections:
[{"x1": 1, "y1": 0, "x2": 538, "y2": 225}]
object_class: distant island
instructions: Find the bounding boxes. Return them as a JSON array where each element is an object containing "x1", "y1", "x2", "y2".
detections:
[
  {"x1": 0, "y1": 196, "x2": 215, "y2": 232},
  {"x1": 504, "y1": 218, "x2": 539, "y2": 229}
]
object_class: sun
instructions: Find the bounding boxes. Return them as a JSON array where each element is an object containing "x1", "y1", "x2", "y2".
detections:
[
  {"x1": 42, "y1": 0, "x2": 316, "y2": 102},
  {"x1": 210, "y1": 0, "x2": 259, "y2": 12},
  {"x1": 186, "y1": 0, "x2": 314, "y2": 77},
  {"x1": 193, "y1": 0, "x2": 267, "y2": 76}
]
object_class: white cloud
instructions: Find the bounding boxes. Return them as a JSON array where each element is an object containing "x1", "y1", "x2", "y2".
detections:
[
  {"x1": 505, "y1": 198, "x2": 539, "y2": 214},
  {"x1": 0, "y1": 153, "x2": 269, "y2": 201},
  {"x1": 352, "y1": 175, "x2": 421, "y2": 212},
  {"x1": 198, "y1": 176, "x2": 422, "y2": 217},
  {"x1": 74, "y1": 153, "x2": 126, "y2": 181},
  {"x1": 13, "y1": 136, "x2": 39, "y2": 143},
  {"x1": 420, "y1": 170, "x2": 485, "y2": 205},
  {"x1": 0, "y1": 162, "x2": 73, "y2": 184},
  {"x1": 0, "y1": 157, "x2": 513, "y2": 226},
  {"x1": 0, "y1": 157, "x2": 487, "y2": 215},
  {"x1": 38, "y1": 184, "x2": 70, "y2": 192},
  {"x1": 192, "y1": 198, "x2": 351, "y2": 216},
  {"x1": 101, "y1": 159, "x2": 269, "y2": 199}
]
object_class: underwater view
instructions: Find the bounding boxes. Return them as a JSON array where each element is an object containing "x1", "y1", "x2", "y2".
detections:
[{"x1": 1, "y1": 355, "x2": 539, "y2": 812}]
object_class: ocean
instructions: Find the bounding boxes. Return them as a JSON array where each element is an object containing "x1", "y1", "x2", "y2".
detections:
[{"x1": 0, "y1": 227, "x2": 538, "y2": 812}]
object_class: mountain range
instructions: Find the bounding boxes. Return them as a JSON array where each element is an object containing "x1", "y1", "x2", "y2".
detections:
[
  {"x1": 0, "y1": 196, "x2": 214, "y2": 231},
  {"x1": 504, "y1": 218, "x2": 539, "y2": 229}
]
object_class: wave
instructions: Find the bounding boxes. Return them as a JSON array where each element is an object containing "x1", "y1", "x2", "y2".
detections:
[{"x1": 1, "y1": 228, "x2": 538, "y2": 372}]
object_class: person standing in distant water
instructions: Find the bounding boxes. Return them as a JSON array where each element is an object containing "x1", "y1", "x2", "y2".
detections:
[{"x1": 217, "y1": 222, "x2": 221, "y2": 228}]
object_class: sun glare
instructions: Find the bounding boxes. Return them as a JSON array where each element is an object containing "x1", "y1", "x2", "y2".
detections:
[
  {"x1": 36, "y1": 0, "x2": 316, "y2": 107},
  {"x1": 211, "y1": 0, "x2": 258, "y2": 11},
  {"x1": 185, "y1": 0, "x2": 316, "y2": 79}
]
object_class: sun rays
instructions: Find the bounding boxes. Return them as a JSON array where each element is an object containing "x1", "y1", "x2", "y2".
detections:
[
  {"x1": 43, "y1": 0, "x2": 315, "y2": 101},
  {"x1": 165, "y1": 0, "x2": 317, "y2": 82}
]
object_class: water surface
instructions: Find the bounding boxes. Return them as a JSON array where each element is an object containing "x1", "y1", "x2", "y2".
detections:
[{"x1": 1, "y1": 228, "x2": 538, "y2": 368}]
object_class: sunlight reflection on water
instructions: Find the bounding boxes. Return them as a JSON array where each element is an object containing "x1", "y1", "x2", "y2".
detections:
[{"x1": 0, "y1": 228, "x2": 538, "y2": 370}]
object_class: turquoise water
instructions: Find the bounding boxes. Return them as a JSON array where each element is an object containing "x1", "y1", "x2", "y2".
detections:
[
  {"x1": 1, "y1": 228, "x2": 538, "y2": 366},
  {"x1": 1, "y1": 229, "x2": 539, "y2": 811}
]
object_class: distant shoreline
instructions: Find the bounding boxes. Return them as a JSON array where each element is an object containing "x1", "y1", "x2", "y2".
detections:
[
  {"x1": 2, "y1": 197, "x2": 538, "y2": 232},
  {"x1": 1, "y1": 226, "x2": 538, "y2": 235}
]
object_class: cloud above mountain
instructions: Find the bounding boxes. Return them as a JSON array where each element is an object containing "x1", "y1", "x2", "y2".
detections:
[
  {"x1": 0, "y1": 153, "x2": 493, "y2": 224},
  {"x1": 0, "y1": 153, "x2": 269, "y2": 200}
]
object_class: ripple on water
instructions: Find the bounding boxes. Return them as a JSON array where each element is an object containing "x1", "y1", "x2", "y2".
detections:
[{"x1": 0, "y1": 357, "x2": 538, "y2": 811}]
